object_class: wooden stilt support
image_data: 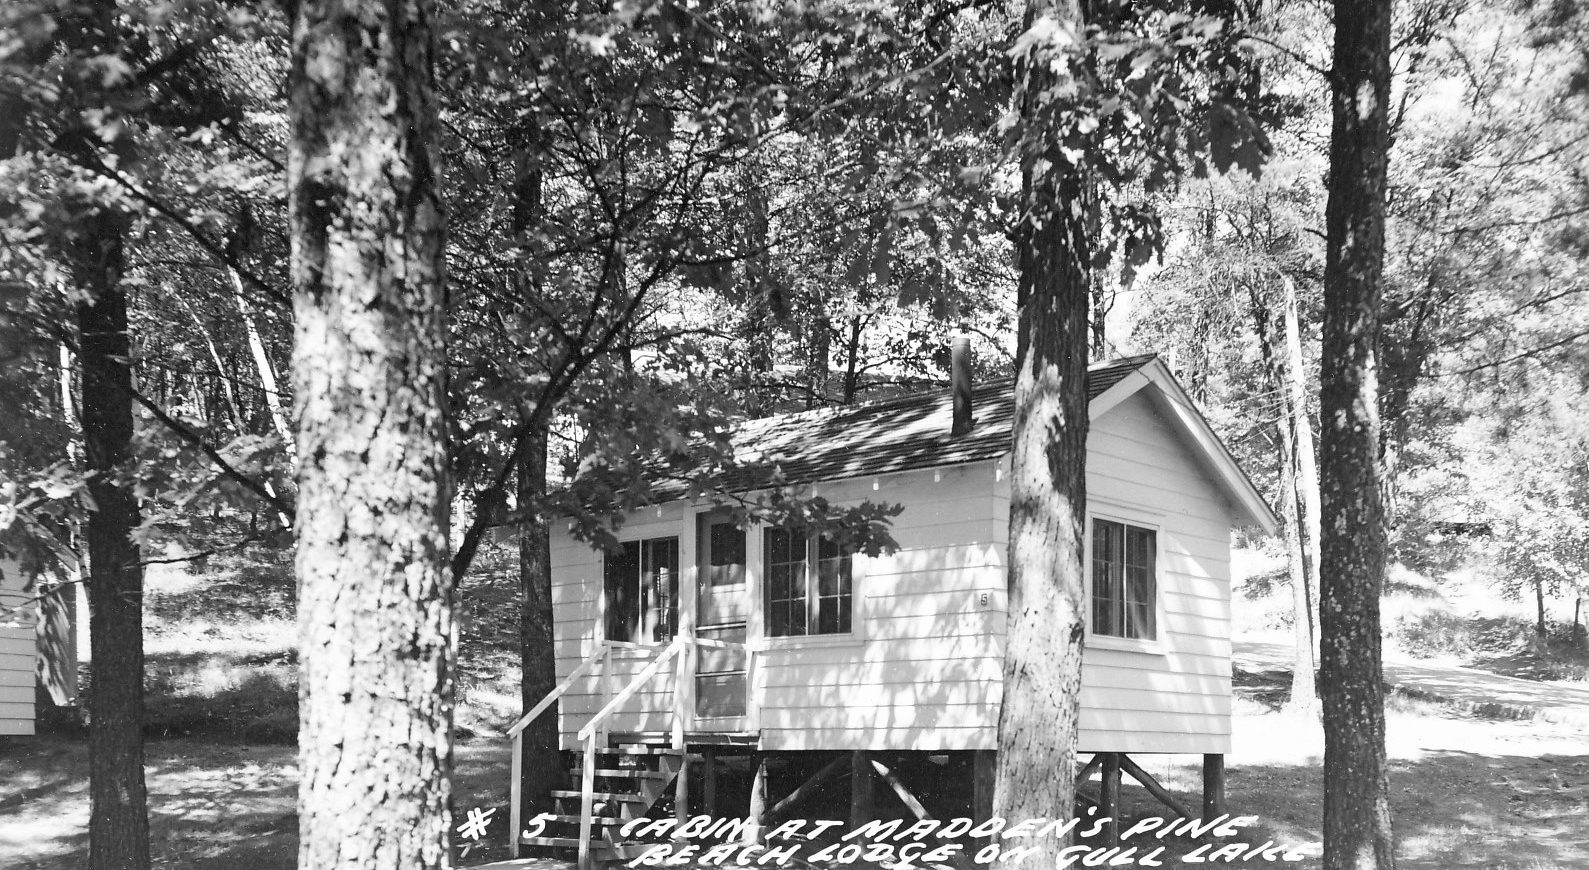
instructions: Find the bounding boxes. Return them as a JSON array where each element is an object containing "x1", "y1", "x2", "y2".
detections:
[
  {"x1": 508, "y1": 731, "x2": 523, "y2": 858},
  {"x1": 703, "y1": 748, "x2": 718, "y2": 818},
  {"x1": 768, "y1": 755, "x2": 849, "y2": 824},
  {"x1": 869, "y1": 758, "x2": 976, "y2": 870},
  {"x1": 850, "y1": 750, "x2": 875, "y2": 829},
  {"x1": 972, "y1": 750, "x2": 996, "y2": 847},
  {"x1": 744, "y1": 755, "x2": 769, "y2": 844},
  {"x1": 1118, "y1": 755, "x2": 1193, "y2": 820},
  {"x1": 1099, "y1": 753, "x2": 1121, "y2": 846},
  {"x1": 869, "y1": 757, "x2": 932, "y2": 821},
  {"x1": 1202, "y1": 754, "x2": 1225, "y2": 819},
  {"x1": 578, "y1": 736, "x2": 598, "y2": 870},
  {"x1": 1075, "y1": 753, "x2": 1103, "y2": 785},
  {"x1": 675, "y1": 754, "x2": 690, "y2": 831}
]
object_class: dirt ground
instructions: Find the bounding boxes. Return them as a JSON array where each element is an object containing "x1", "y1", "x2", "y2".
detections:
[{"x1": 4, "y1": 698, "x2": 1587, "y2": 870}]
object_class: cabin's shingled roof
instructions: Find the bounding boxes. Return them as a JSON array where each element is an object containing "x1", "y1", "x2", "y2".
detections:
[{"x1": 689, "y1": 354, "x2": 1157, "y2": 494}]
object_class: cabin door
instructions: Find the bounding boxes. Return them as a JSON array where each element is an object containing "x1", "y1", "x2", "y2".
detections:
[{"x1": 693, "y1": 513, "x2": 749, "y2": 728}]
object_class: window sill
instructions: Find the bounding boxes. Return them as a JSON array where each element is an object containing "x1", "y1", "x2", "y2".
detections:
[
  {"x1": 1084, "y1": 634, "x2": 1166, "y2": 655},
  {"x1": 752, "y1": 633, "x2": 864, "y2": 652}
]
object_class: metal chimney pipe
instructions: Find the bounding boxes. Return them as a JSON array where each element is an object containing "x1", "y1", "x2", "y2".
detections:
[{"x1": 951, "y1": 335, "x2": 973, "y2": 435}]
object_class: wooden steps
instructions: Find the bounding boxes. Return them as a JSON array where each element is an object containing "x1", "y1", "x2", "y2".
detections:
[
  {"x1": 568, "y1": 766, "x2": 672, "y2": 780},
  {"x1": 516, "y1": 736, "x2": 690, "y2": 868},
  {"x1": 549, "y1": 789, "x2": 648, "y2": 803},
  {"x1": 518, "y1": 836, "x2": 658, "y2": 861}
]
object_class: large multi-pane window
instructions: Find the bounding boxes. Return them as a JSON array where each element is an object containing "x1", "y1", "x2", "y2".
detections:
[
  {"x1": 603, "y1": 536, "x2": 679, "y2": 643},
  {"x1": 1091, "y1": 519, "x2": 1156, "y2": 640},
  {"x1": 765, "y1": 528, "x2": 852, "y2": 637}
]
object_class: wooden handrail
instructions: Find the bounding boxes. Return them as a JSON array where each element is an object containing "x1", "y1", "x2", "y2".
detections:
[
  {"x1": 577, "y1": 637, "x2": 686, "y2": 741},
  {"x1": 506, "y1": 643, "x2": 603, "y2": 738},
  {"x1": 508, "y1": 638, "x2": 667, "y2": 860},
  {"x1": 512, "y1": 633, "x2": 754, "y2": 864}
]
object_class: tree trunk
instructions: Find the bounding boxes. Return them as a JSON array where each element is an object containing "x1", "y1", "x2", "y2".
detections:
[
  {"x1": 518, "y1": 430, "x2": 561, "y2": 817},
  {"x1": 1535, "y1": 578, "x2": 1547, "y2": 640},
  {"x1": 806, "y1": 305, "x2": 832, "y2": 409},
  {"x1": 1247, "y1": 284, "x2": 1316, "y2": 711},
  {"x1": 1574, "y1": 597, "x2": 1585, "y2": 650},
  {"x1": 230, "y1": 268, "x2": 295, "y2": 466},
  {"x1": 842, "y1": 315, "x2": 862, "y2": 404},
  {"x1": 1319, "y1": 0, "x2": 1397, "y2": 865},
  {"x1": 72, "y1": 205, "x2": 151, "y2": 870},
  {"x1": 175, "y1": 295, "x2": 245, "y2": 431},
  {"x1": 1281, "y1": 451, "x2": 1318, "y2": 712},
  {"x1": 739, "y1": 162, "x2": 777, "y2": 417},
  {"x1": 1284, "y1": 277, "x2": 1323, "y2": 630},
  {"x1": 509, "y1": 103, "x2": 561, "y2": 825},
  {"x1": 288, "y1": 0, "x2": 453, "y2": 865},
  {"x1": 995, "y1": 3, "x2": 1092, "y2": 866}
]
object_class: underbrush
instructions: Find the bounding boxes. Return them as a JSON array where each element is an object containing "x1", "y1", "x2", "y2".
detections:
[
  {"x1": 37, "y1": 525, "x2": 530, "y2": 744},
  {"x1": 1389, "y1": 609, "x2": 1537, "y2": 659},
  {"x1": 1389, "y1": 609, "x2": 1589, "y2": 681},
  {"x1": 144, "y1": 658, "x2": 298, "y2": 742}
]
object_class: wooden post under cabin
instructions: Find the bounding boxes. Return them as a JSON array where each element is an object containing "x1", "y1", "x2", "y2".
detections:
[
  {"x1": 508, "y1": 731, "x2": 523, "y2": 858},
  {"x1": 744, "y1": 755, "x2": 768, "y2": 844},
  {"x1": 703, "y1": 748, "x2": 718, "y2": 817},
  {"x1": 850, "y1": 750, "x2": 874, "y2": 829},
  {"x1": 1202, "y1": 754, "x2": 1225, "y2": 818},
  {"x1": 1099, "y1": 753, "x2": 1121, "y2": 846},
  {"x1": 972, "y1": 750, "x2": 996, "y2": 847}
]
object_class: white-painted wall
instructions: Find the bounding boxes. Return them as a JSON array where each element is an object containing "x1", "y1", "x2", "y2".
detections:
[
  {"x1": 548, "y1": 389, "x2": 1237, "y2": 754},
  {"x1": 1, "y1": 558, "x2": 37, "y2": 736}
]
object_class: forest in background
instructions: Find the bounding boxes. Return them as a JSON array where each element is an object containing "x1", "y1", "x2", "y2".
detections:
[{"x1": 1, "y1": 0, "x2": 1587, "y2": 868}]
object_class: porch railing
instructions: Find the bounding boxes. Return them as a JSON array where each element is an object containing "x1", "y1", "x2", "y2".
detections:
[{"x1": 505, "y1": 635, "x2": 753, "y2": 866}]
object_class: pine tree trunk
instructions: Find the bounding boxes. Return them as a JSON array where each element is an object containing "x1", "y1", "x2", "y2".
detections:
[
  {"x1": 72, "y1": 205, "x2": 151, "y2": 870},
  {"x1": 509, "y1": 107, "x2": 561, "y2": 823},
  {"x1": 995, "y1": 3, "x2": 1091, "y2": 864},
  {"x1": 1247, "y1": 284, "x2": 1316, "y2": 710},
  {"x1": 1284, "y1": 278, "x2": 1323, "y2": 629},
  {"x1": 1281, "y1": 454, "x2": 1318, "y2": 712},
  {"x1": 739, "y1": 163, "x2": 777, "y2": 417},
  {"x1": 288, "y1": 0, "x2": 453, "y2": 865},
  {"x1": 518, "y1": 431, "x2": 561, "y2": 817},
  {"x1": 1319, "y1": 0, "x2": 1397, "y2": 865}
]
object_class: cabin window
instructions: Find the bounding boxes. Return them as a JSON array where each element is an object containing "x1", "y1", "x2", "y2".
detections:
[
  {"x1": 604, "y1": 536, "x2": 679, "y2": 643},
  {"x1": 1091, "y1": 519, "x2": 1156, "y2": 640},
  {"x1": 765, "y1": 528, "x2": 852, "y2": 637}
]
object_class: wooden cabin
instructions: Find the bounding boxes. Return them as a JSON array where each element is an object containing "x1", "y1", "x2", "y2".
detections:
[
  {"x1": 1, "y1": 556, "x2": 38, "y2": 736},
  {"x1": 507, "y1": 353, "x2": 1278, "y2": 865}
]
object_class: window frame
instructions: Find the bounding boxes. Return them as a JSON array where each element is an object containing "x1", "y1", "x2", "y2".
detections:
[
  {"x1": 601, "y1": 534, "x2": 680, "y2": 645},
  {"x1": 761, "y1": 525, "x2": 860, "y2": 643},
  {"x1": 1084, "y1": 509, "x2": 1166, "y2": 654}
]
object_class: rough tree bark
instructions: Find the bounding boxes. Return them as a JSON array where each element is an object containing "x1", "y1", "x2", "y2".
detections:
[
  {"x1": 1319, "y1": 0, "x2": 1397, "y2": 865},
  {"x1": 72, "y1": 204, "x2": 152, "y2": 870},
  {"x1": 995, "y1": 1, "x2": 1092, "y2": 865},
  {"x1": 288, "y1": 0, "x2": 453, "y2": 865},
  {"x1": 739, "y1": 161, "x2": 779, "y2": 417},
  {"x1": 510, "y1": 119, "x2": 561, "y2": 819},
  {"x1": 518, "y1": 433, "x2": 560, "y2": 817}
]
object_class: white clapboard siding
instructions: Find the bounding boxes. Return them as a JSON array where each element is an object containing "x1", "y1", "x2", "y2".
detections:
[
  {"x1": 0, "y1": 583, "x2": 36, "y2": 736},
  {"x1": 1072, "y1": 390, "x2": 1234, "y2": 753},
  {"x1": 545, "y1": 387, "x2": 1237, "y2": 755}
]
